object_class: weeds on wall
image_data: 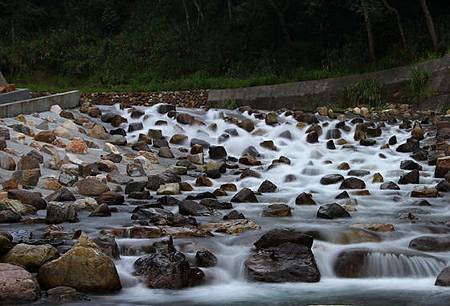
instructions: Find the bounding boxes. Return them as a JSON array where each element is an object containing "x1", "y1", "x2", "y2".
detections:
[
  {"x1": 409, "y1": 67, "x2": 433, "y2": 102},
  {"x1": 342, "y1": 79, "x2": 384, "y2": 107}
]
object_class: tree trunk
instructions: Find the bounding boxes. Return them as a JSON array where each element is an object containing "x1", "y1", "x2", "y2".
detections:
[
  {"x1": 192, "y1": 0, "x2": 204, "y2": 25},
  {"x1": 268, "y1": 0, "x2": 293, "y2": 46},
  {"x1": 382, "y1": 0, "x2": 407, "y2": 50},
  {"x1": 181, "y1": 0, "x2": 191, "y2": 31},
  {"x1": 227, "y1": 0, "x2": 232, "y2": 21},
  {"x1": 418, "y1": 0, "x2": 438, "y2": 50},
  {"x1": 361, "y1": 0, "x2": 376, "y2": 61}
]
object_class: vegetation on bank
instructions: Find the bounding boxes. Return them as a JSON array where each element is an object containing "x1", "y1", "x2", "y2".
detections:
[{"x1": 0, "y1": 1, "x2": 449, "y2": 93}]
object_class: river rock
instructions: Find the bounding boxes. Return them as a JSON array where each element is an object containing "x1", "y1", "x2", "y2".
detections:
[
  {"x1": 223, "y1": 210, "x2": 245, "y2": 220},
  {"x1": 257, "y1": 180, "x2": 277, "y2": 193},
  {"x1": 400, "y1": 160, "x2": 422, "y2": 171},
  {"x1": 398, "y1": 169, "x2": 419, "y2": 184},
  {"x1": 435, "y1": 157, "x2": 450, "y2": 178},
  {"x1": 409, "y1": 236, "x2": 450, "y2": 252},
  {"x1": 295, "y1": 192, "x2": 316, "y2": 205},
  {"x1": 262, "y1": 204, "x2": 291, "y2": 217},
  {"x1": 0, "y1": 235, "x2": 13, "y2": 257},
  {"x1": 195, "y1": 249, "x2": 217, "y2": 267},
  {"x1": 178, "y1": 200, "x2": 211, "y2": 216},
  {"x1": 1, "y1": 243, "x2": 59, "y2": 272},
  {"x1": 66, "y1": 138, "x2": 88, "y2": 154},
  {"x1": 17, "y1": 155, "x2": 40, "y2": 170},
  {"x1": 8, "y1": 189, "x2": 47, "y2": 210},
  {"x1": 0, "y1": 263, "x2": 39, "y2": 303},
  {"x1": 134, "y1": 245, "x2": 204, "y2": 289},
  {"x1": 320, "y1": 174, "x2": 344, "y2": 185},
  {"x1": 76, "y1": 178, "x2": 110, "y2": 196},
  {"x1": 209, "y1": 146, "x2": 227, "y2": 159},
  {"x1": 245, "y1": 242, "x2": 320, "y2": 283},
  {"x1": 317, "y1": 203, "x2": 350, "y2": 219},
  {"x1": 0, "y1": 153, "x2": 16, "y2": 170},
  {"x1": 46, "y1": 188, "x2": 76, "y2": 202},
  {"x1": 339, "y1": 177, "x2": 365, "y2": 189},
  {"x1": 435, "y1": 267, "x2": 450, "y2": 286},
  {"x1": 34, "y1": 130, "x2": 56, "y2": 143},
  {"x1": 254, "y1": 229, "x2": 313, "y2": 249},
  {"x1": 96, "y1": 191, "x2": 124, "y2": 205},
  {"x1": 396, "y1": 138, "x2": 419, "y2": 153},
  {"x1": 231, "y1": 188, "x2": 258, "y2": 203},
  {"x1": 157, "y1": 183, "x2": 180, "y2": 195},
  {"x1": 45, "y1": 202, "x2": 78, "y2": 224},
  {"x1": 38, "y1": 235, "x2": 122, "y2": 293},
  {"x1": 380, "y1": 181, "x2": 400, "y2": 190}
]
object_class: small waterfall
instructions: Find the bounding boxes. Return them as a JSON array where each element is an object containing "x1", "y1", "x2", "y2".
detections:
[{"x1": 364, "y1": 252, "x2": 445, "y2": 278}]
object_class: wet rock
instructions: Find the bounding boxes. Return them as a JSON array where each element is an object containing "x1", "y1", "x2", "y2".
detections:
[
  {"x1": 196, "y1": 249, "x2": 217, "y2": 267},
  {"x1": 231, "y1": 188, "x2": 258, "y2": 203},
  {"x1": 195, "y1": 176, "x2": 213, "y2": 187},
  {"x1": 209, "y1": 146, "x2": 227, "y2": 159},
  {"x1": 158, "y1": 147, "x2": 174, "y2": 158},
  {"x1": 38, "y1": 235, "x2": 122, "y2": 293},
  {"x1": 388, "y1": 135, "x2": 397, "y2": 145},
  {"x1": 265, "y1": 112, "x2": 278, "y2": 126},
  {"x1": 295, "y1": 192, "x2": 316, "y2": 205},
  {"x1": 380, "y1": 181, "x2": 400, "y2": 190},
  {"x1": 0, "y1": 153, "x2": 16, "y2": 170},
  {"x1": 89, "y1": 203, "x2": 111, "y2": 217},
  {"x1": 360, "y1": 139, "x2": 376, "y2": 146},
  {"x1": 306, "y1": 131, "x2": 319, "y2": 144},
  {"x1": 12, "y1": 169, "x2": 41, "y2": 188},
  {"x1": 0, "y1": 235, "x2": 13, "y2": 257},
  {"x1": 157, "y1": 183, "x2": 180, "y2": 195},
  {"x1": 157, "y1": 104, "x2": 176, "y2": 114},
  {"x1": 411, "y1": 187, "x2": 439, "y2": 198},
  {"x1": 398, "y1": 169, "x2": 419, "y2": 184},
  {"x1": 223, "y1": 210, "x2": 245, "y2": 220},
  {"x1": 170, "y1": 134, "x2": 188, "y2": 144},
  {"x1": 1, "y1": 243, "x2": 59, "y2": 272},
  {"x1": 178, "y1": 200, "x2": 211, "y2": 216},
  {"x1": 188, "y1": 153, "x2": 204, "y2": 165},
  {"x1": 134, "y1": 248, "x2": 204, "y2": 289},
  {"x1": 128, "y1": 122, "x2": 144, "y2": 133},
  {"x1": 260, "y1": 140, "x2": 278, "y2": 151},
  {"x1": 317, "y1": 203, "x2": 351, "y2": 219},
  {"x1": 34, "y1": 130, "x2": 56, "y2": 143},
  {"x1": 339, "y1": 177, "x2": 366, "y2": 189},
  {"x1": 372, "y1": 172, "x2": 384, "y2": 183},
  {"x1": 45, "y1": 202, "x2": 78, "y2": 224},
  {"x1": 320, "y1": 174, "x2": 344, "y2": 185},
  {"x1": 348, "y1": 170, "x2": 370, "y2": 177},
  {"x1": 262, "y1": 204, "x2": 291, "y2": 217},
  {"x1": 0, "y1": 210, "x2": 21, "y2": 223},
  {"x1": 396, "y1": 138, "x2": 419, "y2": 153},
  {"x1": 238, "y1": 119, "x2": 255, "y2": 132},
  {"x1": 0, "y1": 263, "x2": 39, "y2": 303},
  {"x1": 76, "y1": 178, "x2": 110, "y2": 196},
  {"x1": 257, "y1": 180, "x2": 277, "y2": 193},
  {"x1": 125, "y1": 181, "x2": 147, "y2": 194},
  {"x1": 8, "y1": 189, "x2": 47, "y2": 210},
  {"x1": 45, "y1": 286, "x2": 88, "y2": 302},
  {"x1": 110, "y1": 135, "x2": 127, "y2": 146},
  {"x1": 435, "y1": 157, "x2": 450, "y2": 178},
  {"x1": 46, "y1": 188, "x2": 76, "y2": 202},
  {"x1": 245, "y1": 242, "x2": 320, "y2": 283},
  {"x1": 96, "y1": 191, "x2": 124, "y2": 206},
  {"x1": 435, "y1": 267, "x2": 450, "y2": 286},
  {"x1": 400, "y1": 160, "x2": 422, "y2": 171},
  {"x1": 239, "y1": 154, "x2": 261, "y2": 166},
  {"x1": 254, "y1": 229, "x2": 313, "y2": 249},
  {"x1": 367, "y1": 127, "x2": 382, "y2": 137},
  {"x1": 17, "y1": 155, "x2": 40, "y2": 170},
  {"x1": 335, "y1": 229, "x2": 381, "y2": 244},
  {"x1": 409, "y1": 236, "x2": 450, "y2": 252},
  {"x1": 326, "y1": 140, "x2": 336, "y2": 150},
  {"x1": 326, "y1": 128, "x2": 341, "y2": 139},
  {"x1": 177, "y1": 113, "x2": 202, "y2": 125},
  {"x1": 436, "y1": 180, "x2": 450, "y2": 192},
  {"x1": 201, "y1": 219, "x2": 260, "y2": 235},
  {"x1": 199, "y1": 199, "x2": 232, "y2": 210}
]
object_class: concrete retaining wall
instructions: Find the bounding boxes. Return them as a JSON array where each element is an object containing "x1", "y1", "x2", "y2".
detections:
[
  {"x1": 0, "y1": 90, "x2": 80, "y2": 118},
  {"x1": 0, "y1": 89, "x2": 31, "y2": 104},
  {"x1": 208, "y1": 55, "x2": 450, "y2": 111}
]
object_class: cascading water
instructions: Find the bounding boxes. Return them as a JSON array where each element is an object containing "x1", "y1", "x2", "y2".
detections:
[{"x1": 24, "y1": 103, "x2": 450, "y2": 305}]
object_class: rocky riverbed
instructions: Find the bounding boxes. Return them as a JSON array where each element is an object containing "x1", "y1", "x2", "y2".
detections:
[{"x1": 1, "y1": 102, "x2": 450, "y2": 305}]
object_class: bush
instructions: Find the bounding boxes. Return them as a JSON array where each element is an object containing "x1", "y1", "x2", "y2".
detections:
[{"x1": 342, "y1": 79, "x2": 384, "y2": 107}]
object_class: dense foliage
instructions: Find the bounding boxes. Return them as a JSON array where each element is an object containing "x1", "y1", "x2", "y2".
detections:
[{"x1": 0, "y1": 0, "x2": 449, "y2": 90}]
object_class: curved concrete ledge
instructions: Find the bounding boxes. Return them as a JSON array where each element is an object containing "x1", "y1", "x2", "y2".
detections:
[
  {"x1": 208, "y1": 55, "x2": 450, "y2": 111},
  {"x1": 0, "y1": 90, "x2": 80, "y2": 118}
]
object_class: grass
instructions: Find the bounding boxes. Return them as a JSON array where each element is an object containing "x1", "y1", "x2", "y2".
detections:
[{"x1": 342, "y1": 79, "x2": 384, "y2": 108}]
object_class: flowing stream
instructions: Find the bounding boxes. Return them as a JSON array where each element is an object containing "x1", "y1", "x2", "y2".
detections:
[{"x1": 11, "y1": 104, "x2": 450, "y2": 305}]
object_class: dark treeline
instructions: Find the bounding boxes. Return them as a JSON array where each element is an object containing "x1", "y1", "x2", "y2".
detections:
[{"x1": 0, "y1": 0, "x2": 449, "y2": 89}]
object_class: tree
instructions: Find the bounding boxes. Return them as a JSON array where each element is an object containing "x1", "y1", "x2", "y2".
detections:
[
  {"x1": 360, "y1": 0, "x2": 376, "y2": 61},
  {"x1": 267, "y1": 0, "x2": 293, "y2": 46},
  {"x1": 381, "y1": 0, "x2": 407, "y2": 50},
  {"x1": 418, "y1": 0, "x2": 438, "y2": 50}
]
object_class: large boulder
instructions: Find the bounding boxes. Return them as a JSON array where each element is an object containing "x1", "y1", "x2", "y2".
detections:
[
  {"x1": 245, "y1": 242, "x2": 320, "y2": 283},
  {"x1": 8, "y1": 189, "x2": 47, "y2": 210},
  {"x1": 254, "y1": 229, "x2": 313, "y2": 249},
  {"x1": 1, "y1": 243, "x2": 59, "y2": 272},
  {"x1": 134, "y1": 242, "x2": 204, "y2": 289},
  {"x1": 339, "y1": 177, "x2": 366, "y2": 189},
  {"x1": 38, "y1": 235, "x2": 122, "y2": 293},
  {"x1": 0, "y1": 263, "x2": 40, "y2": 303},
  {"x1": 46, "y1": 202, "x2": 78, "y2": 224}
]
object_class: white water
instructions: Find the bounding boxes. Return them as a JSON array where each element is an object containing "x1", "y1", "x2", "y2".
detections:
[{"x1": 87, "y1": 104, "x2": 450, "y2": 305}]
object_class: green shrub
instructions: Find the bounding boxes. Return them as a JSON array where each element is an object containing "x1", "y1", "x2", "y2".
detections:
[
  {"x1": 223, "y1": 99, "x2": 239, "y2": 109},
  {"x1": 409, "y1": 67, "x2": 432, "y2": 102},
  {"x1": 342, "y1": 79, "x2": 384, "y2": 107}
]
